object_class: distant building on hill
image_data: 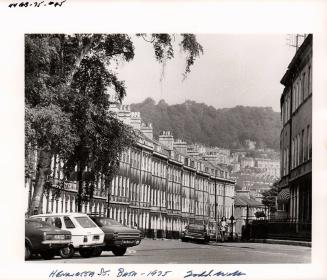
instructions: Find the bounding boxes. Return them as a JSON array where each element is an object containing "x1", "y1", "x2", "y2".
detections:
[
  {"x1": 255, "y1": 158, "x2": 280, "y2": 177},
  {"x1": 240, "y1": 157, "x2": 255, "y2": 169},
  {"x1": 244, "y1": 139, "x2": 256, "y2": 150}
]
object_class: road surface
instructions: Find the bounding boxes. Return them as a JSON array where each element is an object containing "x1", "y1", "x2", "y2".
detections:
[{"x1": 28, "y1": 238, "x2": 311, "y2": 264}]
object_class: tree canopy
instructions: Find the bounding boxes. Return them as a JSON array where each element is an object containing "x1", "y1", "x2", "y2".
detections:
[
  {"x1": 131, "y1": 99, "x2": 281, "y2": 150},
  {"x1": 25, "y1": 34, "x2": 204, "y2": 214},
  {"x1": 261, "y1": 182, "x2": 279, "y2": 213}
]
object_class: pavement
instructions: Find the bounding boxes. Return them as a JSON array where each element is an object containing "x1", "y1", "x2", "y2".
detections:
[
  {"x1": 251, "y1": 238, "x2": 311, "y2": 247},
  {"x1": 28, "y1": 238, "x2": 311, "y2": 264},
  {"x1": 150, "y1": 237, "x2": 312, "y2": 247}
]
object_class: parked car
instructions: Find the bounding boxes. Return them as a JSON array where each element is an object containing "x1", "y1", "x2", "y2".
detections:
[
  {"x1": 30, "y1": 213, "x2": 104, "y2": 258},
  {"x1": 181, "y1": 224, "x2": 210, "y2": 244},
  {"x1": 89, "y1": 216, "x2": 142, "y2": 256},
  {"x1": 25, "y1": 218, "x2": 71, "y2": 260}
]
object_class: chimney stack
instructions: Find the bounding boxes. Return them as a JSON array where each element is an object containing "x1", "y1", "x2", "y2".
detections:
[
  {"x1": 131, "y1": 111, "x2": 141, "y2": 130},
  {"x1": 174, "y1": 139, "x2": 187, "y2": 154},
  {"x1": 141, "y1": 122, "x2": 153, "y2": 140},
  {"x1": 159, "y1": 131, "x2": 174, "y2": 150}
]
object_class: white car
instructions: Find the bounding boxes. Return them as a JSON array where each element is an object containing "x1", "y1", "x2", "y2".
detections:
[{"x1": 30, "y1": 213, "x2": 104, "y2": 258}]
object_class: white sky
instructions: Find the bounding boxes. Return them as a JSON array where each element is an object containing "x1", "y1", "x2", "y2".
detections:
[{"x1": 117, "y1": 34, "x2": 295, "y2": 112}]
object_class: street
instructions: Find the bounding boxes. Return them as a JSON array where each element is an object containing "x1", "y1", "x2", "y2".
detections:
[{"x1": 29, "y1": 238, "x2": 311, "y2": 264}]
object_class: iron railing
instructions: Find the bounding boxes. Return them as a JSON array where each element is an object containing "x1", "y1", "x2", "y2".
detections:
[{"x1": 243, "y1": 219, "x2": 311, "y2": 241}]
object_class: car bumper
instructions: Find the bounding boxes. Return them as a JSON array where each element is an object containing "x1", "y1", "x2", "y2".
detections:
[
  {"x1": 78, "y1": 243, "x2": 105, "y2": 249},
  {"x1": 182, "y1": 235, "x2": 206, "y2": 240},
  {"x1": 104, "y1": 239, "x2": 141, "y2": 247},
  {"x1": 42, "y1": 240, "x2": 72, "y2": 245},
  {"x1": 35, "y1": 241, "x2": 71, "y2": 252}
]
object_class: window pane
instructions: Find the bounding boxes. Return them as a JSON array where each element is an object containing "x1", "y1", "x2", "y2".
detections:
[
  {"x1": 64, "y1": 216, "x2": 75, "y2": 229},
  {"x1": 54, "y1": 217, "x2": 62, "y2": 228},
  {"x1": 75, "y1": 217, "x2": 97, "y2": 228}
]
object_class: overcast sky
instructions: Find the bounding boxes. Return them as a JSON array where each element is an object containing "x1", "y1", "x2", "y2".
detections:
[{"x1": 117, "y1": 34, "x2": 296, "y2": 112}]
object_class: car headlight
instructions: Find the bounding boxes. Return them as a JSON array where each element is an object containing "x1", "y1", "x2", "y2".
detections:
[{"x1": 113, "y1": 232, "x2": 118, "y2": 239}]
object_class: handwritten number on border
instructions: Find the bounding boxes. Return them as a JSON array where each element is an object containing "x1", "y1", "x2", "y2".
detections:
[{"x1": 8, "y1": 0, "x2": 67, "y2": 8}]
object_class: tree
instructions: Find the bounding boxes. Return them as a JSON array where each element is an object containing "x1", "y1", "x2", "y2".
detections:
[
  {"x1": 261, "y1": 181, "x2": 279, "y2": 215},
  {"x1": 62, "y1": 56, "x2": 137, "y2": 211},
  {"x1": 131, "y1": 99, "x2": 281, "y2": 149},
  {"x1": 254, "y1": 211, "x2": 266, "y2": 219},
  {"x1": 25, "y1": 34, "x2": 204, "y2": 214},
  {"x1": 25, "y1": 35, "x2": 80, "y2": 214}
]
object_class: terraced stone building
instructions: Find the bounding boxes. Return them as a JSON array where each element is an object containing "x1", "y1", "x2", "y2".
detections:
[
  {"x1": 279, "y1": 34, "x2": 312, "y2": 227},
  {"x1": 25, "y1": 104, "x2": 235, "y2": 238}
]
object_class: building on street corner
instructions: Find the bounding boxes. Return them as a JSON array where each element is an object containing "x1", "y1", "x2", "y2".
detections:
[
  {"x1": 278, "y1": 34, "x2": 312, "y2": 232},
  {"x1": 234, "y1": 190, "x2": 265, "y2": 238}
]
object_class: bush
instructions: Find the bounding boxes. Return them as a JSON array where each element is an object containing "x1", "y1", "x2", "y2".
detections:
[{"x1": 255, "y1": 211, "x2": 266, "y2": 219}]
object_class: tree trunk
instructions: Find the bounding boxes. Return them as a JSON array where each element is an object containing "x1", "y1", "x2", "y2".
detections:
[
  {"x1": 65, "y1": 35, "x2": 99, "y2": 88},
  {"x1": 76, "y1": 162, "x2": 84, "y2": 212},
  {"x1": 29, "y1": 149, "x2": 52, "y2": 216}
]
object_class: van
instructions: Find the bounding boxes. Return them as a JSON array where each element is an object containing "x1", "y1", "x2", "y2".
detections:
[{"x1": 30, "y1": 213, "x2": 104, "y2": 258}]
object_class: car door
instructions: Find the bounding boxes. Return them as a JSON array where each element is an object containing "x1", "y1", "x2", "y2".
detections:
[{"x1": 60, "y1": 216, "x2": 81, "y2": 247}]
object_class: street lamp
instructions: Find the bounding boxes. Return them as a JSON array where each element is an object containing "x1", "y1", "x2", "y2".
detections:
[
  {"x1": 215, "y1": 202, "x2": 218, "y2": 243},
  {"x1": 230, "y1": 215, "x2": 235, "y2": 241}
]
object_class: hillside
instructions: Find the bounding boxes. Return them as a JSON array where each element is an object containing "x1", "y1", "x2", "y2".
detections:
[{"x1": 130, "y1": 98, "x2": 281, "y2": 150}]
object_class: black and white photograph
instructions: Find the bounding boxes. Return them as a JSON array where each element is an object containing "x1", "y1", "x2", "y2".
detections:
[
  {"x1": 24, "y1": 33, "x2": 312, "y2": 265},
  {"x1": 1, "y1": 1, "x2": 327, "y2": 280}
]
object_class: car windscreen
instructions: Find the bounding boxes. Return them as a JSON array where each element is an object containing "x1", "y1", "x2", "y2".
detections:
[
  {"x1": 98, "y1": 218, "x2": 122, "y2": 227},
  {"x1": 188, "y1": 224, "x2": 205, "y2": 230},
  {"x1": 26, "y1": 219, "x2": 51, "y2": 229},
  {"x1": 75, "y1": 216, "x2": 97, "y2": 228}
]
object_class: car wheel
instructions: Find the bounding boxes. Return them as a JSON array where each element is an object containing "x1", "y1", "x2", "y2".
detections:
[
  {"x1": 25, "y1": 244, "x2": 31, "y2": 260},
  {"x1": 79, "y1": 248, "x2": 93, "y2": 258},
  {"x1": 40, "y1": 251, "x2": 55, "y2": 260},
  {"x1": 92, "y1": 247, "x2": 102, "y2": 257},
  {"x1": 59, "y1": 246, "x2": 75, "y2": 259},
  {"x1": 112, "y1": 247, "x2": 127, "y2": 256}
]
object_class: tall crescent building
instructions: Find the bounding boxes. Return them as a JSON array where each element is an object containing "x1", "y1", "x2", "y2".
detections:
[{"x1": 278, "y1": 34, "x2": 312, "y2": 238}]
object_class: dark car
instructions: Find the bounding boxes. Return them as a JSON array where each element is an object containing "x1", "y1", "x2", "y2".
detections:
[
  {"x1": 89, "y1": 217, "x2": 142, "y2": 256},
  {"x1": 25, "y1": 218, "x2": 71, "y2": 260},
  {"x1": 181, "y1": 224, "x2": 210, "y2": 244}
]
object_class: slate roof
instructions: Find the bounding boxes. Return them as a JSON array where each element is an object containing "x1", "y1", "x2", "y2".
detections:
[{"x1": 234, "y1": 195, "x2": 264, "y2": 207}]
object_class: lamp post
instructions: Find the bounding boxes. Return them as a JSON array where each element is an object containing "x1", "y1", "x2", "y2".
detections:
[
  {"x1": 230, "y1": 216, "x2": 235, "y2": 241},
  {"x1": 214, "y1": 170, "x2": 218, "y2": 243},
  {"x1": 106, "y1": 190, "x2": 111, "y2": 218},
  {"x1": 230, "y1": 205, "x2": 235, "y2": 241}
]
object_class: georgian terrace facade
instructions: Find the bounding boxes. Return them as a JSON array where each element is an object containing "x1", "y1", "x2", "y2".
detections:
[
  {"x1": 279, "y1": 34, "x2": 312, "y2": 224},
  {"x1": 25, "y1": 105, "x2": 235, "y2": 238}
]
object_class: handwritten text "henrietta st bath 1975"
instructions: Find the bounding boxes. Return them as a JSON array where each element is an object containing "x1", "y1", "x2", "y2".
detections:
[{"x1": 48, "y1": 267, "x2": 246, "y2": 278}]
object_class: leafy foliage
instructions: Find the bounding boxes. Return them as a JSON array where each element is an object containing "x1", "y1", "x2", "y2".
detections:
[
  {"x1": 254, "y1": 211, "x2": 266, "y2": 218},
  {"x1": 25, "y1": 33, "x2": 203, "y2": 213},
  {"x1": 261, "y1": 182, "x2": 279, "y2": 213},
  {"x1": 131, "y1": 99, "x2": 281, "y2": 150},
  {"x1": 180, "y1": 34, "x2": 204, "y2": 78}
]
